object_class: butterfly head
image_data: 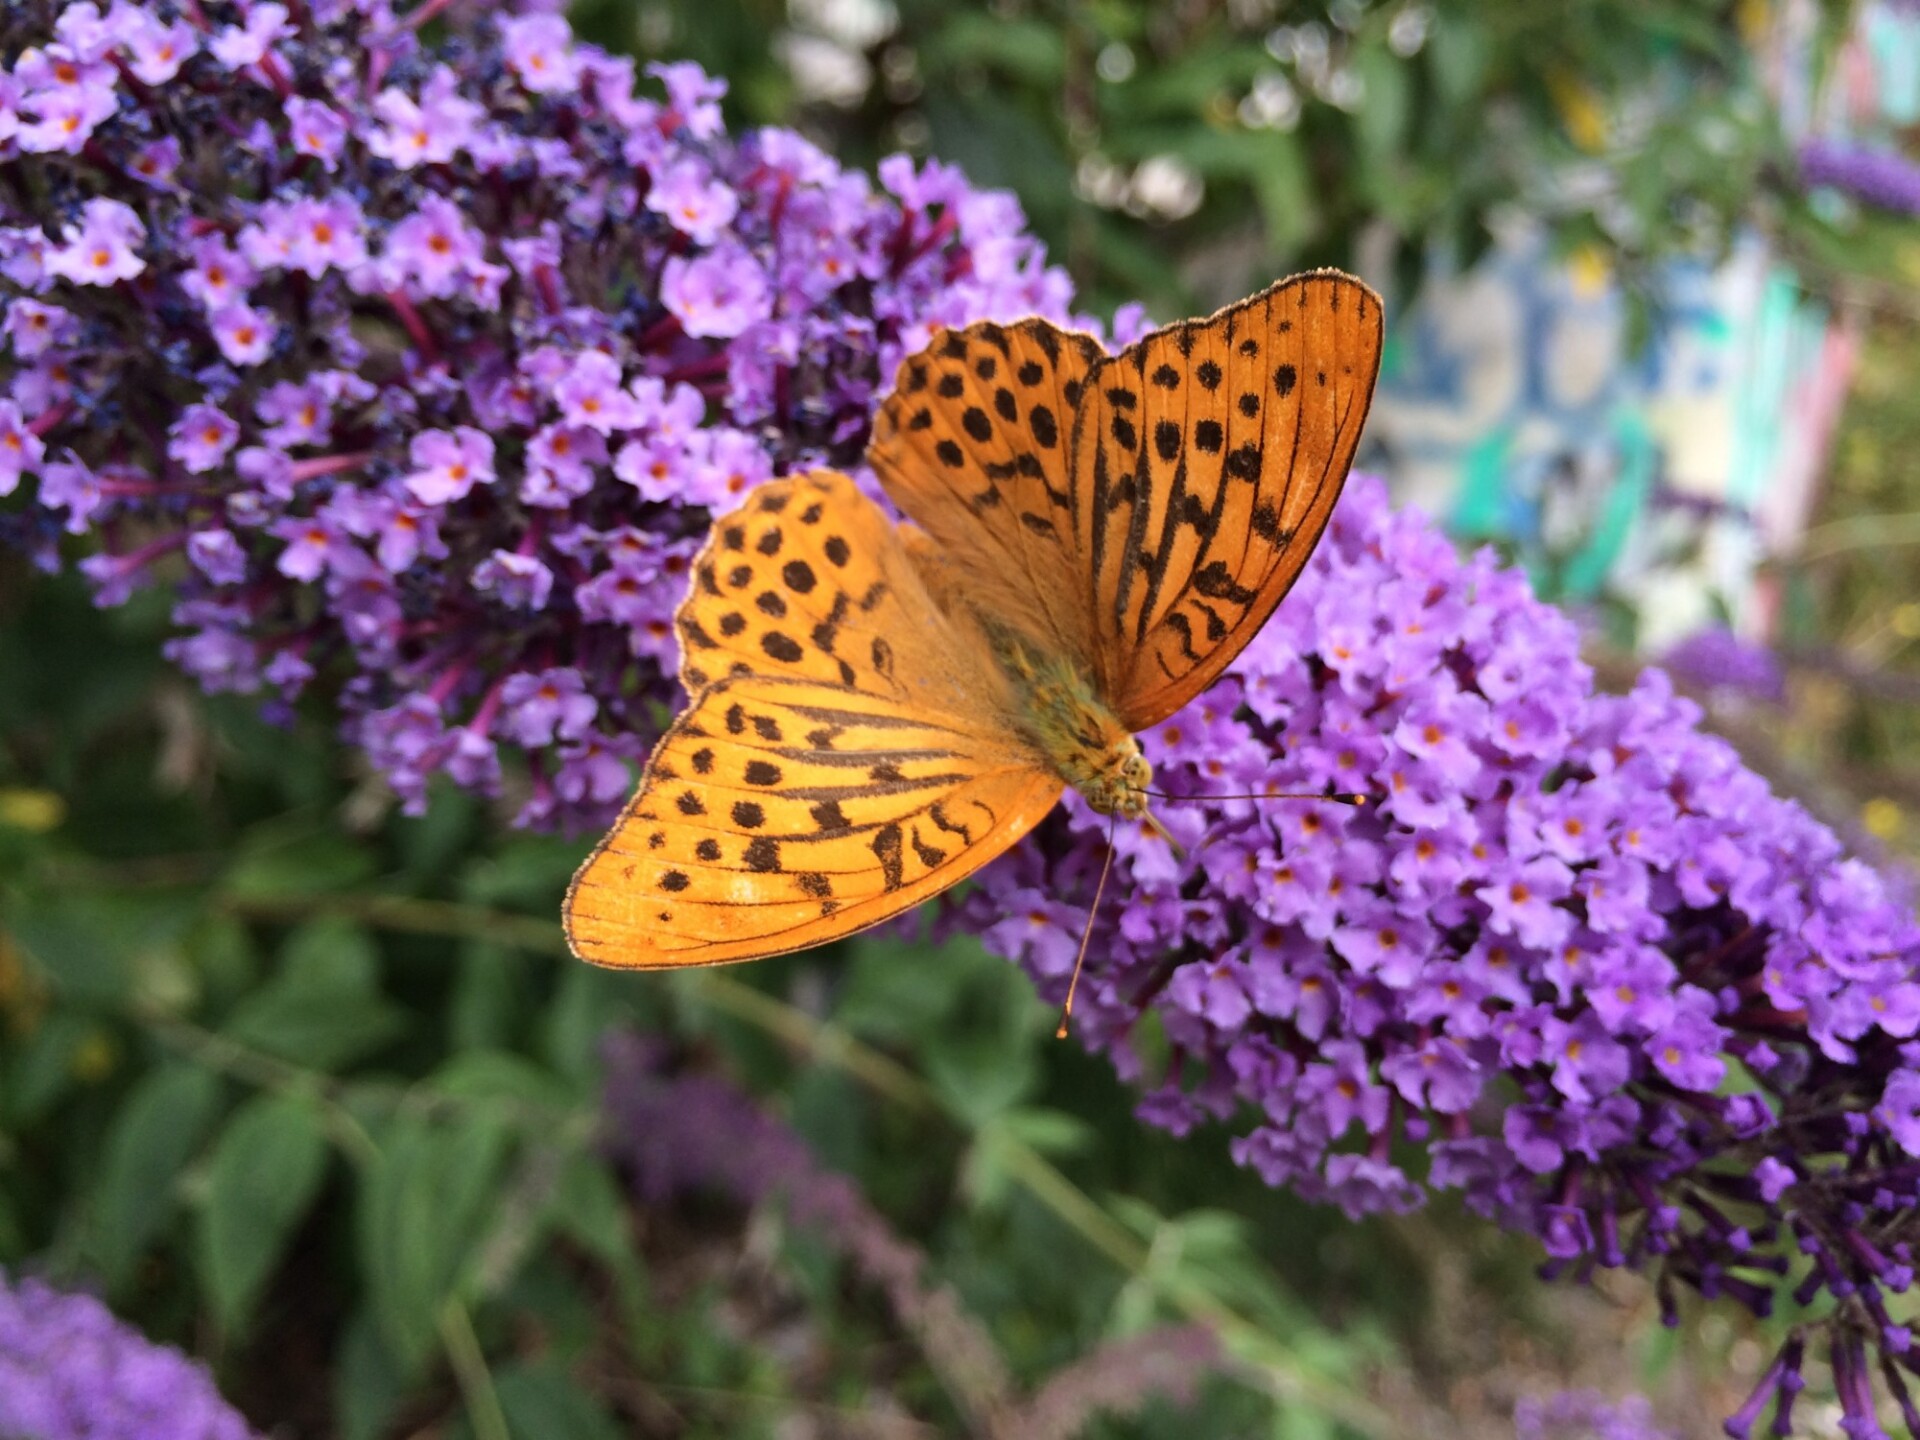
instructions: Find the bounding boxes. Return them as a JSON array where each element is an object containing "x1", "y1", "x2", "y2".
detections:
[{"x1": 1080, "y1": 741, "x2": 1153, "y2": 820}]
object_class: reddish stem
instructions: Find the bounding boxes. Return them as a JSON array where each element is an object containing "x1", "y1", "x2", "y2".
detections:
[
  {"x1": 290, "y1": 451, "x2": 373, "y2": 483},
  {"x1": 384, "y1": 292, "x2": 439, "y2": 362},
  {"x1": 1729, "y1": 1004, "x2": 1812, "y2": 1033},
  {"x1": 636, "y1": 314, "x2": 685, "y2": 352},
  {"x1": 97, "y1": 477, "x2": 197, "y2": 499},
  {"x1": 901, "y1": 213, "x2": 958, "y2": 273},
  {"x1": 28, "y1": 403, "x2": 72, "y2": 439},
  {"x1": 365, "y1": 42, "x2": 391, "y2": 98},
  {"x1": 663, "y1": 352, "x2": 730, "y2": 384},
  {"x1": 516, "y1": 515, "x2": 545, "y2": 557},
  {"x1": 767, "y1": 172, "x2": 793, "y2": 233},
  {"x1": 401, "y1": 0, "x2": 461, "y2": 31},
  {"x1": 98, "y1": 529, "x2": 189, "y2": 577},
  {"x1": 428, "y1": 656, "x2": 473, "y2": 706},
  {"x1": 468, "y1": 676, "x2": 508, "y2": 736},
  {"x1": 258, "y1": 52, "x2": 295, "y2": 101}
]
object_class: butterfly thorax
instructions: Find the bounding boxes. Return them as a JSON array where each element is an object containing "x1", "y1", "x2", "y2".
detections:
[{"x1": 990, "y1": 628, "x2": 1152, "y2": 820}]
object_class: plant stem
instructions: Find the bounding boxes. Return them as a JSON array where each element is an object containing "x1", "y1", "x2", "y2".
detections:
[
  {"x1": 439, "y1": 1298, "x2": 511, "y2": 1440},
  {"x1": 140, "y1": 1009, "x2": 383, "y2": 1167}
]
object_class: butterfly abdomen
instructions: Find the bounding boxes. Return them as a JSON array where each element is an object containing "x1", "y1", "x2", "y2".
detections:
[{"x1": 990, "y1": 627, "x2": 1152, "y2": 820}]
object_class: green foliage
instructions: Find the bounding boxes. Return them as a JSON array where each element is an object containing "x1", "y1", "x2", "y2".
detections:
[
  {"x1": 1, "y1": 568, "x2": 1448, "y2": 1434},
  {"x1": 85, "y1": 1062, "x2": 223, "y2": 1291},
  {"x1": 572, "y1": 0, "x2": 1823, "y2": 320},
  {"x1": 198, "y1": 1092, "x2": 331, "y2": 1334}
]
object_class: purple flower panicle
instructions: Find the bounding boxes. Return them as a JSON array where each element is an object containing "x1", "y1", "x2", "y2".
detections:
[
  {"x1": 0, "y1": 0, "x2": 1081, "y2": 830},
  {"x1": 1514, "y1": 1390, "x2": 1675, "y2": 1440},
  {"x1": 961, "y1": 475, "x2": 1920, "y2": 1437},
  {"x1": 1801, "y1": 139, "x2": 1920, "y2": 216},
  {"x1": 599, "y1": 1035, "x2": 1227, "y2": 1436},
  {"x1": 1661, "y1": 626, "x2": 1786, "y2": 705},
  {"x1": 0, "y1": 1271, "x2": 258, "y2": 1440}
]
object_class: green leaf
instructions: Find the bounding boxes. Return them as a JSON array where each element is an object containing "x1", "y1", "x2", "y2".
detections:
[
  {"x1": 222, "y1": 820, "x2": 379, "y2": 897},
  {"x1": 834, "y1": 928, "x2": 997, "y2": 1039},
  {"x1": 428, "y1": 1049, "x2": 579, "y2": 1111},
  {"x1": 1425, "y1": 13, "x2": 1489, "y2": 108},
  {"x1": 1243, "y1": 131, "x2": 1315, "y2": 258},
  {"x1": 493, "y1": 1362, "x2": 627, "y2": 1440},
  {"x1": 358, "y1": 1108, "x2": 514, "y2": 1366},
  {"x1": 3, "y1": 890, "x2": 198, "y2": 1007},
  {"x1": 962, "y1": 1108, "x2": 1091, "y2": 1213},
  {"x1": 196, "y1": 1091, "x2": 330, "y2": 1334},
  {"x1": 0, "y1": 1186, "x2": 24, "y2": 1259},
  {"x1": 182, "y1": 913, "x2": 260, "y2": 1010},
  {"x1": 458, "y1": 833, "x2": 584, "y2": 908},
  {"x1": 997, "y1": 1105, "x2": 1095, "y2": 1156},
  {"x1": 221, "y1": 920, "x2": 406, "y2": 1072},
  {"x1": 4, "y1": 1011, "x2": 92, "y2": 1124},
  {"x1": 448, "y1": 943, "x2": 529, "y2": 1053},
  {"x1": 922, "y1": 993, "x2": 1042, "y2": 1126},
  {"x1": 394, "y1": 787, "x2": 479, "y2": 884},
  {"x1": 920, "y1": 13, "x2": 1065, "y2": 87},
  {"x1": 1351, "y1": 43, "x2": 1410, "y2": 167},
  {"x1": 540, "y1": 965, "x2": 633, "y2": 1088},
  {"x1": 1274, "y1": 1405, "x2": 1341, "y2": 1440},
  {"x1": 222, "y1": 988, "x2": 407, "y2": 1073},
  {"x1": 88, "y1": 1062, "x2": 224, "y2": 1290},
  {"x1": 279, "y1": 916, "x2": 379, "y2": 985},
  {"x1": 1118, "y1": 40, "x2": 1262, "y2": 114},
  {"x1": 547, "y1": 1152, "x2": 634, "y2": 1270},
  {"x1": 334, "y1": 1307, "x2": 413, "y2": 1440}
]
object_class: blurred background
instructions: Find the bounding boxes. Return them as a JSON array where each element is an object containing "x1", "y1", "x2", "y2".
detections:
[{"x1": 5, "y1": 0, "x2": 1920, "y2": 1435}]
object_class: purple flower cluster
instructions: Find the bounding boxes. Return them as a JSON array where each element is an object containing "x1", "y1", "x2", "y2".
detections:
[
  {"x1": 962, "y1": 475, "x2": 1920, "y2": 1438},
  {"x1": 1513, "y1": 1390, "x2": 1674, "y2": 1440},
  {"x1": 1801, "y1": 139, "x2": 1920, "y2": 216},
  {"x1": 0, "y1": 1270, "x2": 257, "y2": 1440},
  {"x1": 0, "y1": 0, "x2": 1078, "y2": 829},
  {"x1": 1660, "y1": 626, "x2": 1787, "y2": 706}
]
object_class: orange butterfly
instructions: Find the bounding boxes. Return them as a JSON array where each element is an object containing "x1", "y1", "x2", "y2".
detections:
[{"x1": 565, "y1": 271, "x2": 1383, "y2": 975}]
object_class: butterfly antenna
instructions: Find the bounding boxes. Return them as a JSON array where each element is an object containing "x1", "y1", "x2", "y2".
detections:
[{"x1": 1057, "y1": 810, "x2": 1118, "y2": 1041}]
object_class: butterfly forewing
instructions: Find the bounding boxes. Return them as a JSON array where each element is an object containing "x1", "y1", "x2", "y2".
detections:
[
  {"x1": 869, "y1": 317, "x2": 1107, "y2": 673},
  {"x1": 1072, "y1": 271, "x2": 1383, "y2": 729},
  {"x1": 564, "y1": 471, "x2": 1064, "y2": 968}
]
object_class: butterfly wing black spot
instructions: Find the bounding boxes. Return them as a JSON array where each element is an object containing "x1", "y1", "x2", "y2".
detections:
[{"x1": 872, "y1": 824, "x2": 905, "y2": 890}]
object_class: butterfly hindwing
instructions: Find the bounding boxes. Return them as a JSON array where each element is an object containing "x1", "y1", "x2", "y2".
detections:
[
  {"x1": 869, "y1": 317, "x2": 1108, "y2": 673},
  {"x1": 565, "y1": 471, "x2": 1064, "y2": 968},
  {"x1": 564, "y1": 676, "x2": 1065, "y2": 967},
  {"x1": 1072, "y1": 271, "x2": 1383, "y2": 729}
]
